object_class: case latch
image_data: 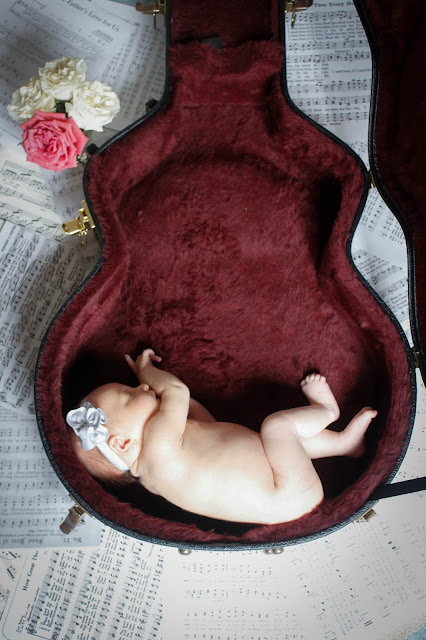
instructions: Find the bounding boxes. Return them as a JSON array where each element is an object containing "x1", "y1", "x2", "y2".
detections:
[
  {"x1": 62, "y1": 200, "x2": 97, "y2": 248},
  {"x1": 59, "y1": 497, "x2": 90, "y2": 534},
  {"x1": 136, "y1": 0, "x2": 166, "y2": 29},
  {"x1": 285, "y1": 0, "x2": 313, "y2": 27},
  {"x1": 412, "y1": 346, "x2": 421, "y2": 369},
  {"x1": 356, "y1": 506, "x2": 377, "y2": 523}
]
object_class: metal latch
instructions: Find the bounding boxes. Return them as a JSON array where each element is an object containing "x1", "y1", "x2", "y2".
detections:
[
  {"x1": 412, "y1": 346, "x2": 420, "y2": 369},
  {"x1": 356, "y1": 506, "x2": 377, "y2": 523},
  {"x1": 136, "y1": 0, "x2": 166, "y2": 29},
  {"x1": 285, "y1": 0, "x2": 313, "y2": 27},
  {"x1": 62, "y1": 200, "x2": 97, "y2": 248},
  {"x1": 60, "y1": 496, "x2": 91, "y2": 534}
]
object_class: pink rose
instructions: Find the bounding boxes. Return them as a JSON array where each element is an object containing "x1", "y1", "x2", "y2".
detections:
[{"x1": 20, "y1": 110, "x2": 88, "y2": 172}]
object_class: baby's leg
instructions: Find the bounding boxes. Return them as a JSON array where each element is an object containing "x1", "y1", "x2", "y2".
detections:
[
  {"x1": 300, "y1": 407, "x2": 377, "y2": 459},
  {"x1": 277, "y1": 374, "x2": 341, "y2": 439},
  {"x1": 258, "y1": 375, "x2": 340, "y2": 519},
  {"x1": 260, "y1": 412, "x2": 324, "y2": 519},
  {"x1": 260, "y1": 375, "x2": 339, "y2": 483}
]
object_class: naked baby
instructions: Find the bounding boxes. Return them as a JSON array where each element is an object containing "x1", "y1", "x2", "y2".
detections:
[{"x1": 66, "y1": 349, "x2": 377, "y2": 525}]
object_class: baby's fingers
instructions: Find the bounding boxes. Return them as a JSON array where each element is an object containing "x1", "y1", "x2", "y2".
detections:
[
  {"x1": 124, "y1": 354, "x2": 137, "y2": 374},
  {"x1": 141, "y1": 348, "x2": 162, "y2": 365}
]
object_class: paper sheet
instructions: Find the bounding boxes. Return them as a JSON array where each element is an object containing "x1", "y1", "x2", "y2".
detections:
[
  {"x1": 0, "y1": 220, "x2": 91, "y2": 413},
  {"x1": 1, "y1": 517, "x2": 425, "y2": 640},
  {"x1": 285, "y1": 2, "x2": 411, "y2": 346},
  {"x1": 0, "y1": 530, "x2": 167, "y2": 640},
  {"x1": 285, "y1": 1, "x2": 372, "y2": 162},
  {"x1": 0, "y1": 0, "x2": 165, "y2": 139},
  {"x1": 0, "y1": 404, "x2": 102, "y2": 548},
  {"x1": 0, "y1": 0, "x2": 166, "y2": 224},
  {"x1": 0, "y1": 221, "x2": 102, "y2": 547},
  {"x1": 160, "y1": 511, "x2": 426, "y2": 640}
]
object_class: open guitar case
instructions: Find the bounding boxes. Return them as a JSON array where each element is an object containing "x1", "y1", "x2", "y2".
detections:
[{"x1": 35, "y1": 0, "x2": 426, "y2": 550}]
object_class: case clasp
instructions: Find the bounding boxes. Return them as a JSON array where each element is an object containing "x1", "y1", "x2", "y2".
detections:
[
  {"x1": 136, "y1": 0, "x2": 166, "y2": 29},
  {"x1": 62, "y1": 200, "x2": 97, "y2": 248},
  {"x1": 60, "y1": 498, "x2": 88, "y2": 534},
  {"x1": 356, "y1": 506, "x2": 377, "y2": 523},
  {"x1": 412, "y1": 346, "x2": 420, "y2": 369},
  {"x1": 285, "y1": 0, "x2": 313, "y2": 27}
]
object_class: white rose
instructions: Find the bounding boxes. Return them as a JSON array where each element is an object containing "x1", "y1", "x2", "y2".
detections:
[
  {"x1": 7, "y1": 77, "x2": 56, "y2": 123},
  {"x1": 65, "y1": 80, "x2": 120, "y2": 132},
  {"x1": 39, "y1": 57, "x2": 87, "y2": 101}
]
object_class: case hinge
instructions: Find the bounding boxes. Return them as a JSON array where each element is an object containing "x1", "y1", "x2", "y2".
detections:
[
  {"x1": 62, "y1": 200, "x2": 97, "y2": 248},
  {"x1": 136, "y1": 0, "x2": 166, "y2": 29},
  {"x1": 285, "y1": 0, "x2": 313, "y2": 27},
  {"x1": 412, "y1": 346, "x2": 420, "y2": 369}
]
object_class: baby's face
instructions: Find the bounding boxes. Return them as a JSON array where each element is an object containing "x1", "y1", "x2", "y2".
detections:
[{"x1": 88, "y1": 382, "x2": 160, "y2": 463}]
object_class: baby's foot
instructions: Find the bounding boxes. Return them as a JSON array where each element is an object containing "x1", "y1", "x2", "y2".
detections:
[
  {"x1": 300, "y1": 374, "x2": 340, "y2": 422},
  {"x1": 339, "y1": 407, "x2": 377, "y2": 458}
]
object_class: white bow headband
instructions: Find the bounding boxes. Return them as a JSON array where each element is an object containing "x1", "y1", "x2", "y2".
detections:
[{"x1": 66, "y1": 398, "x2": 129, "y2": 472}]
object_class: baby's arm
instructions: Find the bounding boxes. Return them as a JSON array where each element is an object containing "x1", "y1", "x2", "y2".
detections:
[
  {"x1": 188, "y1": 398, "x2": 216, "y2": 423},
  {"x1": 125, "y1": 350, "x2": 190, "y2": 446}
]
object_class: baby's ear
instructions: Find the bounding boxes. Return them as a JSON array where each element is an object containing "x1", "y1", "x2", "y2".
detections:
[{"x1": 108, "y1": 435, "x2": 133, "y2": 454}]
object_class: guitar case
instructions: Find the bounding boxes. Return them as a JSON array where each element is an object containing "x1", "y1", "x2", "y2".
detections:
[{"x1": 35, "y1": 0, "x2": 426, "y2": 550}]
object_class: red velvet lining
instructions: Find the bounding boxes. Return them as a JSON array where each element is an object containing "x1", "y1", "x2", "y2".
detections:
[{"x1": 36, "y1": 15, "x2": 413, "y2": 546}]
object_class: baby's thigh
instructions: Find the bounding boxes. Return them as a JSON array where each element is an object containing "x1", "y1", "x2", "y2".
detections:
[
  {"x1": 260, "y1": 411, "x2": 298, "y2": 445},
  {"x1": 260, "y1": 413, "x2": 323, "y2": 502}
]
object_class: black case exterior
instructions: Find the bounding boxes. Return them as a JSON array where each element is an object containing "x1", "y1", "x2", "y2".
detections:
[{"x1": 34, "y1": 0, "x2": 426, "y2": 549}]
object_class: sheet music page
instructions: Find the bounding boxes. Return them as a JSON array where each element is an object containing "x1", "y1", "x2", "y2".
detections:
[
  {"x1": 0, "y1": 0, "x2": 165, "y2": 140},
  {"x1": 285, "y1": 0, "x2": 372, "y2": 163},
  {"x1": 160, "y1": 509, "x2": 426, "y2": 640},
  {"x1": 391, "y1": 370, "x2": 426, "y2": 483},
  {"x1": 352, "y1": 190, "x2": 407, "y2": 268},
  {"x1": 0, "y1": 220, "x2": 101, "y2": 547},
  {"x1": 350, "y1": 191, "x2": 411, "y2": 338},
  {"x1": 0, "y1": 0, "x2": 166, "y2": 226},
  {"x1": 285, "y1": 2, "x2": 411, "y2": 350},
  {"x1": 0, "y1": 141, "x2": 65, "y2": 241},
  {"x1": 0, "y1": 220, "x2": 93, "y2": 413},
  {"x1": 0, "y1": 405, "x2": 102, "y2": 548},
  {"x1": 89, "y1": 0, "x2": 167, "y2": 129},
  {"x1": 0, "y1": 550, "x2": 25, "y2": 625},
  {"x1": 0, "y1": 529, "x2": 168, "y2": 640}
]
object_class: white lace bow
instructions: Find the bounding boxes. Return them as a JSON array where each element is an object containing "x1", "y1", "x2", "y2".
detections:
[
  {"x1": 66, "y1": 401, "x2": 108, "y2": 450},
  {"x1": 66, "y1": 400, "x2": 129, "y2": 472}
]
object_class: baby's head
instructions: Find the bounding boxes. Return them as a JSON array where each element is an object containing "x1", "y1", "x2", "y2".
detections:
[{"x1": 66, "y1": 381, "x2": 160, "y2": 486}]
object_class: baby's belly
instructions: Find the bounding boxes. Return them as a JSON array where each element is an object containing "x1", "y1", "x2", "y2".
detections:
[{"x1": 184, "y1": 420, "x2": 269, "y2": 474}]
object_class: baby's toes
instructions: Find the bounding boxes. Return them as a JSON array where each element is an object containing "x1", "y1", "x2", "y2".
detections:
[{"x1": 301, "y1": 373, "x2": 325, "y2": 386}]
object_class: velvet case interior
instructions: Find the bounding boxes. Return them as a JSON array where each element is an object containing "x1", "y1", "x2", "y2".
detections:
[{"x1": 36, "y1": 0, "x2": 414, "y2": 547}]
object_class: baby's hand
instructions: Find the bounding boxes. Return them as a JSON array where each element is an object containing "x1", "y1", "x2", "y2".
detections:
[{"x1": 125, "y1": 349, "x2": 162, "y2": 378}]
